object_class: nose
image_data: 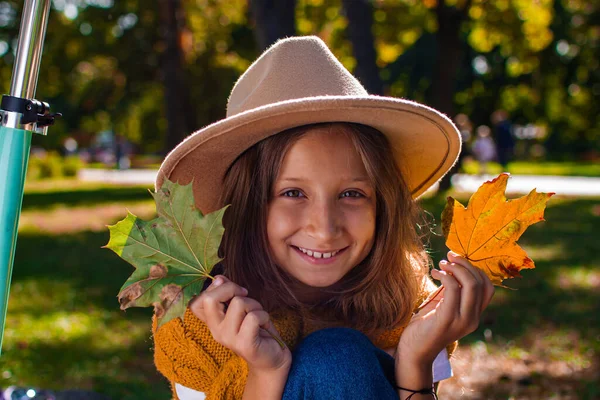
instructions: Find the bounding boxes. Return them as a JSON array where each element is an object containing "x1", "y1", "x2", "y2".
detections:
[{"x1": 305, "y1": 198, "x2": 341, "y2": 242}]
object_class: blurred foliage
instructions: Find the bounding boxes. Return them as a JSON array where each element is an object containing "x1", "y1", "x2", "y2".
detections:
[
  {"x1": 0, "y1": 0, "x2": 597, "y2": 157},
  {"x1": 26, "y1": 151, "x2": 86, "y2": 180}
]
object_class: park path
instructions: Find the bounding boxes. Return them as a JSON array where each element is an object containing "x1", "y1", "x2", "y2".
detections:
[{"x1": 78, "y1": 168, "x2": 600, "y2": 197}]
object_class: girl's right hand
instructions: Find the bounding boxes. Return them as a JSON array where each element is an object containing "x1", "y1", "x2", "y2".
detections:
[
  {"x1": 189, "y1": 275, "x2": 292, "y2": 374},
  {"x1": 397, "y1": 252, "x2": 495, "y2": 366}
]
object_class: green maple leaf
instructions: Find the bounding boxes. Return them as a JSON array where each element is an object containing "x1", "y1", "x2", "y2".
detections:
[{"x1": 102, "y1": 178, "x2": 228, "y2": 327}]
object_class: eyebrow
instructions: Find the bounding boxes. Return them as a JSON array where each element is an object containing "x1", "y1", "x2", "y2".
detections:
[{"x1": 279, "y1": 177, "x2": 371, "y2": 183}]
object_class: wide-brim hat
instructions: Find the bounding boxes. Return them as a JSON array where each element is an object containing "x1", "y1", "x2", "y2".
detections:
[{"x1": 156, "y1": 36, "x2": 461, "y2": 214}]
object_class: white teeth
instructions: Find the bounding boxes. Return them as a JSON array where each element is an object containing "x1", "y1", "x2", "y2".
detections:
[{"x1": 297, "y1": 247, "x2": 339, "y2": 259}]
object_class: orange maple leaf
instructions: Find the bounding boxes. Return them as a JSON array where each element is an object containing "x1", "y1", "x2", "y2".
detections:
[{"x1": 441, "y1": 173, "x2": 554, "y2": 286}]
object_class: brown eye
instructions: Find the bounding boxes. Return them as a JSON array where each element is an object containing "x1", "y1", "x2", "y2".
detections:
[
  {"x1": 283, "y1": 190, "x2": 303, "y2": 198},
  {"x1": 341, "y1": 190, "x2": 363, "y2": 198}
]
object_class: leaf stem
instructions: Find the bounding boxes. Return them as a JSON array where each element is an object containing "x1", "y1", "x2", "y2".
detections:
[
  {"x1": 415, "y1": 284, "x2": 444, "y2": 313},
  {"x1": 264, "y1": 328, "x2": 286, "y2": 349}
]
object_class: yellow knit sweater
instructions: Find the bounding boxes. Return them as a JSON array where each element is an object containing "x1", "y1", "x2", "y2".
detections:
[{"x1": 153, "y1": 304, "x2": 458, "y2": 400}]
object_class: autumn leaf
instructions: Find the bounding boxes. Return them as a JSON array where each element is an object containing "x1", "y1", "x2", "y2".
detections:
[
  {"x1": 103, "y1": 178, "x2": 228, "y2": 327},
  {"x1": 441, "y1": 173, "x2": 554, "y2": 285}
]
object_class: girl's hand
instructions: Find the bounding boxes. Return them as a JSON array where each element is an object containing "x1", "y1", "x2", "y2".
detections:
[
  {"x1": 396, "y1": 251, "x2": 495, "y2": 366},
  {"x1": 189, "y1": 275, "x2": 292, "y2": 374}
]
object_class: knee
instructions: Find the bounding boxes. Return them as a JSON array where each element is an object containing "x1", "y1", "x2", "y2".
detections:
[
  {"x1": 291, "y1": 327, "x2": 374, "y2": 372},
  {"x1": 284, "y1": 327, "x2": 396, "y2": 398}
]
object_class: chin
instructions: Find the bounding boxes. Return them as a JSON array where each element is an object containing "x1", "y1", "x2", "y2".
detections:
[{"x1": 296, "y1": 273, "x2": 343, "y2": 288}]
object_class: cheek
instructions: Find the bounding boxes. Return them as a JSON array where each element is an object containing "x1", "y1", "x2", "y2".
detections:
[
  {"x1": 266, "y1": 203, "x2": 297, "y2": 243},
  {"x1": 346, "y1": 205, "x2": 376, "y2": 230},
  {"x1": 344, "y1": 206, "x2": 376, "y2": 248}
]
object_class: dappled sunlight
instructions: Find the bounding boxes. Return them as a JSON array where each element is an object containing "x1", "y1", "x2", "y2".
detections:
[
  {"x1": 3, "y1": 273, "x2": 156, "y2": 390},
  {"x1": 6, "y1": 311, "x2": 100, "y2": 345},
  {"x1": 553, "y1": 266, "x2": 600, "y2": 290},
  {"x1": 439, "y1": 325, "x2": 598, "y2": 399},
  {"x1": 8, "y1": 278, "x2": 77, "y2": 314},
  {"x1": 18, "y1": 201, "x2": 156, "y2": 234},
  {"x1": 523, "y1": 243, "x2": 565, "y2": 263},
  {"x1": 4, "y1": 200, "x2": 169, "y2": 395},
  {"x1": 5, "y1": 278, "x2": 151, "y2": 351}
]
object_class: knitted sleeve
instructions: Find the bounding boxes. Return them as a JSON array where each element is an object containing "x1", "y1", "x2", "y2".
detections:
[{"x1": 152, "y1": 308, "x2": 248, "y2": 400}]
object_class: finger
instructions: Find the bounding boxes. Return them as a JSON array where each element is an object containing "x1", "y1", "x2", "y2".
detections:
[
  {"x1": 477, "y1": 268, "x2": 495, "y2": 310},
  {"x1": 433, "y1": 262, "x2": 461, "y2": 324},
  {"x1": 189, "y1": 276, "x2": 228, "y2": 320},
  {"x1": 221, "y1": 296, "x2": 264, "y2": 336},
  {"x1": 447, "y1": 253, "x2": 495, "y2": 317},
  {"x1": 447, "y1": 253, "x2": 485, "y2": 318},
  {"x1": 238, "y1": 310, "x2": 273, "y2": 350},
  {"x1": 440, "y1": 260, "x2": 481, "y2": 320},
  {"x1": 455, "y1": 259, "x2": 494, "y2": 313},
  {"x1": 188, "y1": 295, "x2": 206, "y2": 321},
  {"x1": 263, "y1": 319, "x2": 285, "y2": 347},
  {"x1": 204, "y1": 275, "x2": 229, "y2": 292},
  {"x1": 447, "y1": 252, "x2": 483, "y2": 286},
  {"x1": 199, "y1": 282, "x2": 248, "y2": 329},
  {"x1": 416, "y1": 274, "x2": 445, "y2": 315},
  {"x1": 189, "y1": 278, "x2": 243, "y2": 316},
  {"x1": 205, "y1": 280, "x2": 248, "y2": 304}
]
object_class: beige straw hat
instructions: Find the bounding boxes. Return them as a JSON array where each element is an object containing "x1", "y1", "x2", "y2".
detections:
[{"x1": 156, "y1": 35, "x2": 461, "y2": 214}]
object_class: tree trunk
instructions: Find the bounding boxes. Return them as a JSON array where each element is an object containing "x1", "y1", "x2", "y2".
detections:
[
  {"x1": 249, "y1": 0, "x2": 297, "y2": 51},
  {"x1": 341, "y1": 0, "x2": 384, "y2": 95},
  {"x1": 433, "y1": 2, "x2": 470, "y2": 191},
  {"x1": 159, "y1": 0, "x2": 196, "y2": 155}
]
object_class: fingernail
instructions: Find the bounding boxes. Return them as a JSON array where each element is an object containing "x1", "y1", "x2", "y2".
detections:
[
  {"x1": 241, "y1": 287, "x2": 248, "y2": 295},
  {"x1": 212, "y1": 277, "x2": 224, "y2": 287},
  {"x1": 440, "y1": 260, "x2": 448, "y2": 265}
]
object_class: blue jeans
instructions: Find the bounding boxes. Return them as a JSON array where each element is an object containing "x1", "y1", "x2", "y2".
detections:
[{"x1": 282, "y1": 327, "x2": 398, "y2": 400}]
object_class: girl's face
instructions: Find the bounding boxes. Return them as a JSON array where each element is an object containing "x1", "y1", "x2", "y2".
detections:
[{"x1": 267, "y1": 126, "x2": 377, "y2": 288}]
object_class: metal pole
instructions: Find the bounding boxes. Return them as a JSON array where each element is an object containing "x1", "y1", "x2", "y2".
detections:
[
  {"x1": 0, "y1": 0, "x2": 52, "y2": 354},
  {"x1": 10, "y1": 0, "x2": 51, "y2": 100}
]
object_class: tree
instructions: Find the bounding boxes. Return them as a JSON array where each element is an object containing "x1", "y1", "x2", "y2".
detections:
[
  {"x1": 159, "y1": 0, "x2": 197, "y2": 154},
  {"x1": 249, "y1": 0, "x2": 297, "y2": 51},
  {"x1": 341, "y1": 0, "x2": 383, "y2": 95},
  {"x1": 1, "y1": 0, "x2": 595, "y2": 161}
]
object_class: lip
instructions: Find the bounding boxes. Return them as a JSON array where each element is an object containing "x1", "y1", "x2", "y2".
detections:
[
  {"x1": 292, "y1": 245, "x2": 348, "y2": 265},
  {"x1": 296, "y1": 245, "x2": 345, "y2": 254}
]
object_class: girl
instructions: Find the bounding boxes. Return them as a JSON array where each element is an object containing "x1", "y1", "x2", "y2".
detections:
[{"x1": 152, "y1": 36, "x2": 494, "y2": 400}]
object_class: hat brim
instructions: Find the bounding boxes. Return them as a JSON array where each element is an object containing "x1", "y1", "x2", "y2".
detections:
[{"x1": 156, "y1": 95, "x2": 461, "y2": 214}]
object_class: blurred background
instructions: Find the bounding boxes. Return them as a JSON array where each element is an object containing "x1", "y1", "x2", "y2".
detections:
[{"x1": 0, "y1": 0, "x2": 598, "y2": 399}]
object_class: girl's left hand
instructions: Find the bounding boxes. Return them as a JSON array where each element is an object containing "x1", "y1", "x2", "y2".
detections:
[{"x1": 396, "y1": 251, "x2": 495, "y2": 366}]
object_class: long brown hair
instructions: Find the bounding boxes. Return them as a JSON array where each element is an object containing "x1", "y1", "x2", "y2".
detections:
[{"x1": 218, "y1": 122, "x2": 431, "y2": 336}]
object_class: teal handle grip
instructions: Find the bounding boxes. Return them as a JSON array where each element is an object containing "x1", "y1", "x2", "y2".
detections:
[{"x1": 0, "y1": 126, "x2": 32, "y2": 354}]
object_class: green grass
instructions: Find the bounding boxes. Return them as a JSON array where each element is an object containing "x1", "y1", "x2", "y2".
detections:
[
  {"x1": 2, "y1": 179, "x2": 598, "y2": 398},
  {"x1": 22, "y1": 178, "x2": 153, "y2": 210},
  {"x1": 461, "y1": 159, "x2": 600, "y2": 177},
  {"x1": 3, "y1": 181, "x2": 170, "y2": 399}
]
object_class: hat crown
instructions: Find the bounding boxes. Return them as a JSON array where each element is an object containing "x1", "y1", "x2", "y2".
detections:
[{"x1": 226, "y1": 36, "x2": 368, "y2": 117}]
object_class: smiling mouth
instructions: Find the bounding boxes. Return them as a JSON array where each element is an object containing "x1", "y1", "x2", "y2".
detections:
[{"x1": 292, "y1": 245, "x2": 348, "y2": 259}]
